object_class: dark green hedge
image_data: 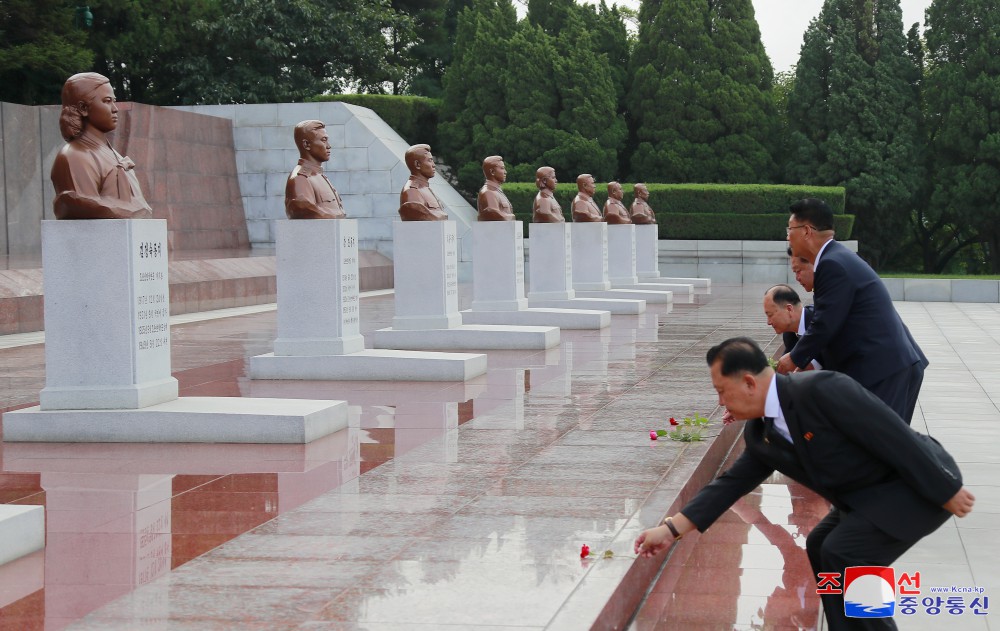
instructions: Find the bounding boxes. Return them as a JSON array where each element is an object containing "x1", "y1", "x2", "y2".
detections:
[
  {"x1": 307, "y1": 94, "x2": 441, "y2": 147},
  {"x1": 500, "y1": 183, "x2": 852, "y2": 239},
  {"x1": 658, "y1": 213, "x2": 855, "y2": 240}
]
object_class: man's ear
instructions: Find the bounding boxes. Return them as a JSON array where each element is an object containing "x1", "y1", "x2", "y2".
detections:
[{"x1": 743, "y1": 372, "x2": 757, "y2": 392}]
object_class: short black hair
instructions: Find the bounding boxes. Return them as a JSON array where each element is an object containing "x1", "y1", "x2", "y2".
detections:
[
  {"x1": 789, "y1": 198, "x2": 834, "y2": 231},
  {"x1": 706, "y1": 337, "x2": 769, "y2": 377},
  {"x1": 766, "y1": 284, "x2": 801, "y2": 307}
]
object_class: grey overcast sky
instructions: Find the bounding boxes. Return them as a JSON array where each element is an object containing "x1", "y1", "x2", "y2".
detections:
[{"x1": 573, "y1": 0, "x2": 932, "y2": 74}]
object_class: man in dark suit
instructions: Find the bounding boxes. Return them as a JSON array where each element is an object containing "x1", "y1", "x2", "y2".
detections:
[
  {"x1": 764, "y1": 283, "x2": 818, "y2": 361},
  {"x1": 635, "y1": 338, "x2": 975, "y2": 631},
  {"x1": 776, "y1": 199, "x2": 926, "y2": 424}
]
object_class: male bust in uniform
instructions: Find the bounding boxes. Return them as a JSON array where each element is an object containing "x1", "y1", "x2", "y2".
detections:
[
  {"x1": 398, "y1": 144, "x2": 448, "y2": 221},
  {"x1": 630, "y1": 183, "x2": 657, "y2": 225},
  {"x1": 285, "y1": 120, "x2": 346, "y2": 219},
  {"x1": 572, "y1": 174, "x2": 602, "y2": 222},
  {"x1": 532, "y1": 166, "x2": 565, "y2": 223},
  {"x1": 477, "y1": 155, "x2": 514, "y2": 221},
  {"x1": 603, "y1": 181, "x2": 631, "y2": 224}
]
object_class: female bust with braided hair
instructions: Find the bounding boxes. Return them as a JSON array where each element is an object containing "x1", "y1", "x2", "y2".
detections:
[{"x1": 50, "y1": 72, "x2": 153, "y2": 220}]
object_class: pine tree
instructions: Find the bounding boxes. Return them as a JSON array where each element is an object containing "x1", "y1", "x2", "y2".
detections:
[
  {"x1": 438, "y1": 0, "x2": 517, "y2": 191},
  {"x1": 627, "y1": 0, "x2": 777, "y2": 183},
  {"x1": 545, "y1": 9, "x2": 627, "y2": 182},
  {"x1": 785, "y1": 0, "x2": 922, "y2": 267},
  {"x1": 495, "y1": 22, "x2": 562, "y2": 182},
  {"x1": 923, "y1": 0, "x2": 1000, "y2": 272}
]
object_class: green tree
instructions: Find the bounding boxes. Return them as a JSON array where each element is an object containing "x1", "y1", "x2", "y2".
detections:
[
  {"x1": 546, "y1": 10, "x2": 627, "y2": 181},
  {"x1": 627, "y1": 0, "x2": 777, "y2": 184},
  {"x1": 438, "y1": 0, "x2": 517, "y2": 191},
  {"x1": 169, "y1": 0, "x2": 406, "y2": 104},
  {"x1": 0, "y1": 0, "x2": 94, "y2": 105},
  {"x1": 786, "y1": 0, "x2": 922, "y2": 268},
  {"x1": 495, "y1": 22, "x2": 562, "y2": 182},
  {"x1": 526, "y1": 0, "x2": 578, "y2": 36},
  {"x1": 84, "y1": 0, "x2": 218, "y2": 105},
  {"x1": 922, "y1": 0, "x2": 1000, "y2": 272},
  {"x1": 396, "y1": 0, "x2": 452, "y2": 97}
]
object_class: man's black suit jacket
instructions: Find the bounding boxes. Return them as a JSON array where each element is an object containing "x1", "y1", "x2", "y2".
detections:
[
  {"x1": 682, "y1": 372, "x2": 961, "y2": 543},
  {"x1": 789, "y1": 240, "x2": 922, "y2": 387}
]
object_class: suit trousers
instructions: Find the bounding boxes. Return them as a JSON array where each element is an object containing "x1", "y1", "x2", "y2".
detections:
[
  {"x1": 806, "y1": 508, "x2": 915, "y2": 631},
  {"x1": 866, "y1": 361, "x2": 924, "y2": 425}
]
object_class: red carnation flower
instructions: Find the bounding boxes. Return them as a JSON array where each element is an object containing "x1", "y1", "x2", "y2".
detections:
[
  {"x1": 669, "y1": 417, "x2": 679, "y2": 426},
  {"x1": 580, "y1": 544, "x2": 590, "y2": 558}
]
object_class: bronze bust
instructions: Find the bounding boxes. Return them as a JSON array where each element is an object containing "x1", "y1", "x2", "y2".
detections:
[
  {"x1": 603, "y1": 181, "x2": 631, "y2": 224},
  {"x1": 285, "y1": 120, "x2": 346, "y2": 219},
  {"x1": 477, "y1": 155, "x2": 515, "y2": 221},
  {"x1": 532, "y1": 166, "x2": 565, "y2": 223},
  {"x1": 571, "y1": 174, "x2": 603, "y2": 222},
  {"x1": 630, "y1": 183, "x2": 657, "y2": 225},
  {"x1": 50, "y1": 72, "x2": 153, "y2": 220},
  {"x1": 398, "y1": 144, "x2": 448, "y2": 221}
]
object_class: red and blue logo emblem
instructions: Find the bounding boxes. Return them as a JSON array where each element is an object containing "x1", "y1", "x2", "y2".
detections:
[{"x1": 844, "y1": 566, "x2": 896, "y2": 618}]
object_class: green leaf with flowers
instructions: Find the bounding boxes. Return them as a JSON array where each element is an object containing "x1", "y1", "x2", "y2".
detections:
[{"x1": 666, "y1": 413, "x2": 711, "y2": 442}]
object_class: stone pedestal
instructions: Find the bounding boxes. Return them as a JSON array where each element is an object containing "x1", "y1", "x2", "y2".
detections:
[
  {"x1": 392, "y1": 220, "x2": 462, "y2": 331},
  {"x1": 250, "y1": 220, "x2": 486, "y2": 381},
  {"x1": 39, "y1": 219, "x2": 178, "y2": 410},
  {"x1": 526, "y1": 223, "x2": 645, "y2": 315},
  {"x1": 0, "y1": 505, "x2": 44, "y2": 566},
  {"x1": 470, "y1": 221, "x2": 528, "y2": 311},
  {"x1": 607, "y1": 224, "x2": 638, "y2": 286},
  {"x1": 372, "y1": 221, "x2": 560, "y2": 351},
  {"x1": 607, "y1": 223, "x2": 692, "y2": 296},
  {"x1": 4, "y1": 220, "x2": 347, "y2": 443},
  {"x1": 463, "y1": 222, "x2": 609, "y2": 329},
  {"x1": 571, "y1": 223, "x2": 610, "y2": 291},
  {"x1": 635, "y1": 224, "x2": 660, "y2": 280},
  {"x1": 273, "y1": 219, "x2": 365, "y2": 356},
  {"x1": 569, "y1": 222, "x2": 672, "y2": 305},
  {"x1": 637, "y1": 227, "x2": 711, "y2": 288}
]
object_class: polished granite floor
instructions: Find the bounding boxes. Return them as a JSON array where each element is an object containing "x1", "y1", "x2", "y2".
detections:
[{"x1": 0, "y1": 285, "x2": 996, "y2": 630}]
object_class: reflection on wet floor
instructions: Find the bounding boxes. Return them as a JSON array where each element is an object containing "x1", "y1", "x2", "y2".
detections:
[
  {"x1": 631, "y1": 455, "x2": 827, "y2": 630},
  {"x1": 0, "y1": 284, "x2": 914, "y2": 630}
]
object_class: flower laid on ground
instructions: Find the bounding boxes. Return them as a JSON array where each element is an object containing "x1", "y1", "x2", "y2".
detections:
[
  {"x1": 579, "y1": 544, "x2": 615, "y2": 559},
  {"x1": 649, "y1": 413, "x2": 712, "y2": 442}
]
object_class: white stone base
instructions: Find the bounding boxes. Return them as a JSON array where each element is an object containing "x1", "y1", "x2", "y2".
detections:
[
  {"x1": 371, "y1": 325, "x2": 559, "y2": 350},
  {"x1": 658, "y1": 276, "x2": 711, "y2": 288},
  {"x1": 249, "y1": 349, "x2": 487, "y2": 381},
  {"x1": 41, "y1": 378, "x2": 180, "y2": 412},
  {"x1": 611, "y1": 281, "x2": 694, "y2": 294},
  {"x1": 527, "y1": 297, "x2": 645, "y2": 315},
  {"x1": 0, "y1": 505, "x2": 44, "y2": 566},
  {"x1": 2, "y1": 397, "x2": 348, "y2": 444},
  {"x1": 461, "y1": 307, "x2": 609, "y2": 329},
  {"x1": 575, "y1": 288, "x2": 673, "y2": 304}
]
